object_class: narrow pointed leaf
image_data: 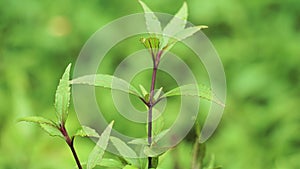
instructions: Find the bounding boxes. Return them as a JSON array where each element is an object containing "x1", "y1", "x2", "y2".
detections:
[
  {"x1": 162, "y1": 84, "x2": 225, "y2": 107},
  {"x1": 163, "y1": 2, "x2": 187, "y2": 35},
  {"x1": 71, "y1": 74, "x2": 142, "y2": 98},
  {"x1": 165, "y1": 26, "x2": 208, "y2": 51},
  {"x1": 139, "y1": 84, "x2": 148, "y2": 97},
  {"x1": 154, "y1": 87, "x2": 163, "y2": 101},
  {"x1": 161, "y1": 2, "x2": 188, "y2": 49},
  {"x1": 87, "y1": 121, "x2": 114, "y2": 169},
  {"x1": 128, "y1": 138, "x2": 148, "y2": 145},
  {"x1": 110, "y1": 137, "x2": 139, "y2": 166},
  {"x1": 74, "y1": 126, "x2": 100, "y2": 138},
  {"x1": 138, "y1": 0, "x2": 162, "y2": 35},
  {"x1": 174, "y1": 26, "x2": 208, "y2": 41},
  {"x1": 55, "y1": 63, "x2": 71, "y2": 124},
  {"x1": 19, "y1": 116, "x2": 63, "y2": 138}
]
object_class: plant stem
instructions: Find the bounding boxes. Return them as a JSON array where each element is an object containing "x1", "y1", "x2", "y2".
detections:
[
  {"x1": 148, "y1": 66, "x2": 157, "y2": 145},
  {"x1": 60, "y1": 125, "x2": 82, "y2": 169},
  {"x1": 147, "y1": 48, "x2": 163, "y2": 168}
]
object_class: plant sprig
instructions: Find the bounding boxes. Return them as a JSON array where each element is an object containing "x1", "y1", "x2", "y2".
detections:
[{"x1": 20, "y1": 1, "x2": 224, "y2": 169}]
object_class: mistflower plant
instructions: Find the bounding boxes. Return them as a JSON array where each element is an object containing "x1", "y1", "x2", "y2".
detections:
[{"x1": 19, "y1": 1, "x2": 224, "y2": 169}]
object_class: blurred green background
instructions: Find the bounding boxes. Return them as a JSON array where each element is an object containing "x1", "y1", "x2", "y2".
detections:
[{"x1": 1, "y1": 0, "x2": 300, "y2": 168}]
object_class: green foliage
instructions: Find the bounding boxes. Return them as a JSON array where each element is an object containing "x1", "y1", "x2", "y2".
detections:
[
  {"x1": 2, "y1": 0, "x2": 299, "y2": 168},
  {"x1": 71, "y1": 74, "x2": 142, "y2": 98},
  {"x1": 139, "y1": 0, "x2": 207, "y2": 54},
  {"x1": 163, "y1": 84, "x2": 225, "y2": 107},
  {"x1": 18, "y1": 116, "x2": 63, "y2": 138},
  {"x1": 74, "y1": 126, "x2": 100, "y2": 138},
  {"x1": 138, "y1": 0, "x2": 162, "y2": 36},
  {"x1": 96, "y1": 158, "x2": 124, "y2": 168},
  {"x1": 54, "y1": 63, "x2": 71, "y2": 124},
  {"x1": 110, "y1": 136, "x2": 139, "y2": 167},
  {"x1": 87, "y1": 121, "x2": 114, "y2": 169}
]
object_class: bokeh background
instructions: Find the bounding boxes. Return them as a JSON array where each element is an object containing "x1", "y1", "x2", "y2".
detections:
[{"x1": 0, "y1": 0, "x2": 299, "y2": 168}]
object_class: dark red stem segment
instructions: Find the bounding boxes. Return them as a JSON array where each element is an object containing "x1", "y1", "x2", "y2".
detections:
[
  {"x1": 60, "y1": 125, "x2": 82, "y2": 169},
  {"x1": 147, "y1": 50, "x2": 163, "y2": 169}
]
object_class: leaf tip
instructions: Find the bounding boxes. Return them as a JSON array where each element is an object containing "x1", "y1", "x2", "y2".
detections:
[{"x1": 198, "y1": 25, "x2": 208, "y2": 29}]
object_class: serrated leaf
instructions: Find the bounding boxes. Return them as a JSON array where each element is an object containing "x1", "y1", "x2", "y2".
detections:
[
  {"x1": 174, "y1": 26, "x2": 208, "y2": 41},
  {"x1": 71, "y1": 74, "x2": 142, "y2": 98},
  {"x1": 110, "y1": 137, "x2": 139, "y2": 167},
  {"x1": 55, "y1": 63, "x2": 71, "y2": 124},
  {"x1": 96, "y1": 158, "x2": 124, "y2": 168},
  {"x1": 87, "y1": 121, "x2": 114, "y2": 169},
  {"x1": 40, "y1": 123, "x2": 64, "y2": 138},
  {"x1": 19, "y1": 116, "x2": 63, "y2": 138},
  {"x1": 162, "y1": 84, "x2": 225, "y2": 107},
  {"x1": 123, "y1": 165, "x2": 139, "y2": 169},
  {"x1": 165, "y1": 26, "x2": 208, "y2": 51},
  {"x1": 164, "y1": 2, "x2": 187, "y2": 35},
  {"x1": 161, "y1": 2, "x2": 188, "y2": 50},
  {"x1": 138, "y1": 0, "x2": 162, "y2": 36},
  {"x1": 74, "y1": 126, "x2": 100, "y2": 138}
]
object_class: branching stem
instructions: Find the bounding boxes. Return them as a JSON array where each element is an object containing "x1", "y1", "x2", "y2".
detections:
[
  {"x1": 60, "y1": 125, "x2": 82, "y2": 169},
  {"x1": 147, "y1": 50, "x2": 162, "y2": 168}
]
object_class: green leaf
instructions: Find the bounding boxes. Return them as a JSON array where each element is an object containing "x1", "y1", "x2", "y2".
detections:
[
  {"x1": 96, "y1": 158, "x2": 124, "y2": 168},
  {"x1": 19, "y1": 116, "x2": 63, "y2": 138},
  {"x1": 123, "y1": 165, "x2": 139, "y2": 169},
  {"x1": 87, "y1": 121, "x2": 114, "y2": 169},
  {"x1": 162, "y1": 84, "x2": 225, "y2": 107},
  {"x1": 138, "y1": 0, "x2": 162, "y2": 36},
  {"x1": 161, "y1": 2, "x2": 188, "y2": 49},
  {"x1": 71, "y1": 74, "x2": 142, "y2": 98},
  {"x1": 54, "y1": 63, "x2": 71, "y2": 124},
  {"x1": 74, "y1": 126, "x2": 100, "y2": 138},
  {"x1": 174, "y1": 26, "x2": 208, "y2": 41},
  {"x1": 128, "y1": 138, "x2": 148, "y2": 145},
  {"x1": 166, "y1": 26, "x2": 208, "y2": 51},
  {"x1": 164, "y1": 2, "x2": 187, "y2": 36},
  {"x1": 153, "y1": 87, "x2": 163, "y2": 101},
  {"x1": 139, "y1": 84, "x2": 148, "y2": 97},
  {"x1": 110, "y1": 136, "x2": 139, "y2": 167},
  {"x1": 143, "y1": 146, "x2": 167, "y2": 158}
]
